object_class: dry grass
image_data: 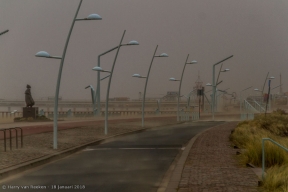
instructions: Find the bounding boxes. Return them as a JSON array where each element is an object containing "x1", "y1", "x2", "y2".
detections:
[
  {"x1": 260, "y1": 164, "x2": 288, "y2": 192},
  {"x1": 230, "y1": 109, "x2": 288, "y2": 191}
]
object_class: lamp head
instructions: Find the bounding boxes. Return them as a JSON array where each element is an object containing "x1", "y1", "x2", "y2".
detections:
[
  {"x1": 92, "y1": 66, "x2": 103, "y2": 71},
  {"x1": 127, "y1": 40, "x2": 139, "y2": 45},
  {"x1": 132, "y1": 74, "x2": 141, "y2": 77},
  {"x1": 169, "y1": 78, "x2": 176, "y2": 81},
  {"x1": 187, "y1": 60, "x2": 197, "y2": 64},
  {"x1": 206, "y1": 83, "x2": 212, "y2": 86},
  {"x1": 159, "y1": 53, "x2": 168, "y2": 57},
  {"x1": 87, "y1": 14, "x2": 102, "y2": 20},
  {"x1": 35, "y1": 51, "x2": 50, "y2": 58}
]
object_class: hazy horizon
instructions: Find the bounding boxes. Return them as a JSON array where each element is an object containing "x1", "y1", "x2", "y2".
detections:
[{"x1": 0, "y1": 0, "x2": 287, "y2": 101}]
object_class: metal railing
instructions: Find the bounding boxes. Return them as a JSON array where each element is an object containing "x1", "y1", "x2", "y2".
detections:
[
  {"x1": 253, "y1": 100, "x2": 265, "y2": 113},
  {"x1": 0, "y1": 127, "x2": 23, "y2": 152},
  {"x1": 241, "y1": 100, "x2": 258, "y2": 120},
  {"x1": 179, "y1": 111, "x2": 199, "y2": 121},
  {"x1": 262, "y1": 138, "x2": 288, "y2": 180}
]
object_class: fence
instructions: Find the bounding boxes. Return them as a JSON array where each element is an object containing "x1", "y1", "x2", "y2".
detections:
[{"x1": 179, "y1": 111, "x2": 199, "y2": 121}]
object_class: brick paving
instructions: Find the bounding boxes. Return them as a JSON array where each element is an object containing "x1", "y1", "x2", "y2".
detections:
[{"x1": 178, "y1": 122, "x2": 259, "y2": 192}]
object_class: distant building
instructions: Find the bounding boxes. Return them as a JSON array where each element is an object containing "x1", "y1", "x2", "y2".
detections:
[{"x1": 162, "y1": 91, "x2": 178, "y2": 101}]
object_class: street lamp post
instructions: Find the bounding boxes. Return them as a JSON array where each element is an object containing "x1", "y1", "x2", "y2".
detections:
[
  {"x1": 211, "y1": 55, "x2": 233, "y2": 120},
  {"x1": 93, "y1": 30, "x2": 139, "y2": 134},
  {"x1": 96, "y1": 40, "x2": 139, "y2": 116},
  {"x1": 35, "y1": 0, "x2": 102, "y2": 149},
  {"x1": 132, "y1": 45, "x2": 168, "y2": 127},
  {"x1": 169, "y1": 54, "x2": 198, "y2": 121}
]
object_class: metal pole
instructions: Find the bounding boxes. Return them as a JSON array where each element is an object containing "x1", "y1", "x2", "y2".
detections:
[
  {"x1": 142, "y1": 45, "x2": 158, "y2": 127},
  {"x1": 212, "y1": 55, "x2": 233, "y2": 120},
  {"x1": 53, "y1": 0, "x2": 82, "y2": 149},
  {"x1": 216, "y1": 63, "x2": 223, "y2": 85},
  {"x1": 261, "y1": 72, "x2": 269, "y2": 96},
  {"x1": 105, "y1": 30, "x2": 126, "y2": 134},
  {"x1": 265, "y1": 80, "x2": 271, "y2": 116},
  {"x1": 178, "y1": 54, "x2": 190, "y2": 121},
  {"x1": 97, "y1": 46, "x2": 119, "y2": 116}
]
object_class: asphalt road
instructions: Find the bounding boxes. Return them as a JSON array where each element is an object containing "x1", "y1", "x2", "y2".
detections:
[{"x1": 0, "y1": 121, "x2": 224, "y2": 192}]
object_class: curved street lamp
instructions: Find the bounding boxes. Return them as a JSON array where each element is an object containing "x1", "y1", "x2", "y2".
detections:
[
  {"x1": 96, "y1": 40, "x2": 139, "y2": 116},
  {"x1": 169, "y1": 54, "x2": 198, "y2": 121},
  {"x1": 211, "y1": 55, "x2": 233, "y2": 121},
  {"x1": 35, "y1": 0, "x2": 102, "y2": 149},
  {"x1": 133, "y1": 45, "x2": 168, "y2": 127},
  {"x1": 93, "y1": 30, "x2": 139, "y2": 134}
]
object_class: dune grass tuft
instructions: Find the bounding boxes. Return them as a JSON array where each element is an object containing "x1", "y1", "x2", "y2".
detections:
[{"x1": 230, "y1": 109, "x2": 288, "y2": 191}]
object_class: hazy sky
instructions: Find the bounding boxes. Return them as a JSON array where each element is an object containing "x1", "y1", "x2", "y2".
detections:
[{"x1": 0, "y1": 0, "x2": 288, "y2": 101}]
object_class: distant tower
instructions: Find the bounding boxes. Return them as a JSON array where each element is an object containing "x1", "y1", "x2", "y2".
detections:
[{"x1": 194, "y1": 71, "x2": 203, "y2": 89}]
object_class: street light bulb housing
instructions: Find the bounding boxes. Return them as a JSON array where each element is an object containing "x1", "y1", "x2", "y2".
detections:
[
  {"x1": 254, "y1": 88, "x2": 259, "y2": 91},
  {"x1": 132, "y1": 74, "x2": 141, "y2": 77},
  {"x1": 127, "y1": 40, "x2": 139, "y2": 45},
  {"x1": 35, "y1": 51, "x2": 50, "y2": 58},
  {"x1": 224, "y1": 68, "x2": 230, "y2": 71},
  {"x1": 206, "y1": 83, "x2": 212, "y2": 86},
  {"x1": 159, "y1": 53, "x2": 168, "y2": 57},
  {"x1": 92, "y1": 66, "x2": 103, "y2": 71},
  {"x1": 87, "y1": 14, "x2": 102, "y2": 20},
  {"x1": 169, "y1": 78, "x2": 176, "y2": 81},
  {"x1": 269, "y1": 76, "x2": 275, "y2": 79},
  {"x1": 188, "y1": 60, "x2": 197, "y2": 64}
]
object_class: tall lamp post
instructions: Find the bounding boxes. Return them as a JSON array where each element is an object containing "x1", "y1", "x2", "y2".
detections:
[
  {"x1": 35, "y1": 0, "x2": 102, "y2": 149},
  {"x1": 211, "y1": 55, "x2": 233, "y2": 120},
  {"x1": 93, "y1": 30, "x2": 139, "y2": 134},
  {"x1": 169, "y1": 54, "x2": 198, "y2": 121},
  {"x1": 96, "y1": 40, "x2": 139, "y2": 116},
  {"x1": 132, "y1": 45, "x2": 168, "y2": 127}
]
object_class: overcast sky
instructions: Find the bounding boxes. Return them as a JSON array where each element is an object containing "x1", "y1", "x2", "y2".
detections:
[{"x1": 0, "y1": 0, "x2": 288, "y2": 101}]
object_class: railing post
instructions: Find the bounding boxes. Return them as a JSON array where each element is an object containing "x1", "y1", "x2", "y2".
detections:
[{"x1": 262, "y1": 138, "x2": 266, "y2": 180}]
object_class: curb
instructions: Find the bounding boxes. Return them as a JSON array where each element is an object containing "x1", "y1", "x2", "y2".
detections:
[{"x1": 161, "y1": 122, "x2": 229, "y2": 192}]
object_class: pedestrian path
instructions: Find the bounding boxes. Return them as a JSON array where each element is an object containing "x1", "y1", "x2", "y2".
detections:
[{"x1": 166, "y1": 122, "x2": 259, "y2": 192}]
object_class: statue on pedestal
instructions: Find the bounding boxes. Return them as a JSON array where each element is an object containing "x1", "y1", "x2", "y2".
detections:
[{"x1": 25, "y1": 84, "x2": 35, "y2": 107}]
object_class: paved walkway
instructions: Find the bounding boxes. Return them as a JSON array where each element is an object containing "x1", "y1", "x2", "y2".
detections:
[
  {"x1": 0, "y1": 119, "x2": 260, "y2": 191},
  {"x1": 175, "y1": 122, "x2": 259, "y2": 192}
]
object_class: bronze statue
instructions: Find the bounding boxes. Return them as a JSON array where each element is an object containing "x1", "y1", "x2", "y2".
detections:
[{"x1": 25, "y1": 84, "x2": 35, "y2": 107}]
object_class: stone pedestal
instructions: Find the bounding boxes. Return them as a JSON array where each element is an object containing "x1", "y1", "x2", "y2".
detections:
[{"x1": 23, "y1": 107, "x2": 38, "y2": 119}]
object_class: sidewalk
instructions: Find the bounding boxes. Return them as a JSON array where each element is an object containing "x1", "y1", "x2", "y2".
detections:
[{"x1": 166, "y1": 122, "x2": 259, "y2": 192}]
